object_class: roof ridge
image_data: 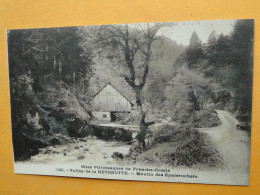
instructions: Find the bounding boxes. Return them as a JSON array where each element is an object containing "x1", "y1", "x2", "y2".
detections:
[{"x1": 92, "y1": 82, "x2": 134, "y2": 105}]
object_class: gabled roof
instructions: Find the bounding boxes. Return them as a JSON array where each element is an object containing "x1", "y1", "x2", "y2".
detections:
[{"x1": 92, "y1": 83, "x2": 134, "y2": 106}]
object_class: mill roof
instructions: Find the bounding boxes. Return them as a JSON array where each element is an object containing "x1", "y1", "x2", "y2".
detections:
[{"x1": 92, "y1": 83, "x2": 134, "y2": 106}]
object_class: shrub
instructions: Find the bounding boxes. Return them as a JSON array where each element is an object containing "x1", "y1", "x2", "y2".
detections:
[
  {"x1": 131, "y1": 125, "x2": 223, "y2": 168},
  {"x1": 191, "y1": 109, "x2": 221, "y2": 128}
]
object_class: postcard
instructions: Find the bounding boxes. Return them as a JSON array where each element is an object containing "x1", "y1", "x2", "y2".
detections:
[{"x1": 8, "y1": 19, "x2": 253, "y2": 185}]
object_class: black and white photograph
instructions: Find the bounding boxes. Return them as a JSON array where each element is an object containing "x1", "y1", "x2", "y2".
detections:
[{"x1": 8, "y1": 19, "x2": 253, "y2": 185}]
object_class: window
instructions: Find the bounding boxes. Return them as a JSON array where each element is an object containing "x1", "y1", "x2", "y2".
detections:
[{"x1": 103, "y1": 114, "x2": 107, "y2": 118}]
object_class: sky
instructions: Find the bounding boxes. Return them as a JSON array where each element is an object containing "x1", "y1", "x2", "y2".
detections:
[{"x1": 157, "y1": 19, "x2": 237, "y2": 46}]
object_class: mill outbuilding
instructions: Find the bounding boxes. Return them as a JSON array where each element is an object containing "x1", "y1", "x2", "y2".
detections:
[{"x1": 90, "y1": 83, "x2": 134, "y2": 121}]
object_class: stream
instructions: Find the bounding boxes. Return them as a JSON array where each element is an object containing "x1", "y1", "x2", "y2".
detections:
[{"x1": 29, "y1": 137, "x2": 132, "y2": 166}]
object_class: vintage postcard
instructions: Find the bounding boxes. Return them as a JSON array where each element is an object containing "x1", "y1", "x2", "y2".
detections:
[{"x1": 8, "y1": 19, "x2": 253, "y2": 185}]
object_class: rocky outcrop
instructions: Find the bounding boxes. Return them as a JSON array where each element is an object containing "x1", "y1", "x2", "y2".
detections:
[
  {"x1": 13, "y1": 134, "x2": 47, "y2": 161},
  {"x1": 92, "y1": 125, "x2": 132, "y2": 142},
  {"x1": 49, "y1": 100, "x2": 93, "y2": 138}
]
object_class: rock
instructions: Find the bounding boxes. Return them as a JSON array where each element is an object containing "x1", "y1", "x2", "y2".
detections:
[
  {"x1": 44, "y1": 150, "x2": 50, "y2": 154},
  {"x1": 32, "y1": 80, "x2": 44, "y2": 93},
  {"x1": 74, "y1": 146, "x2": 79, "y2": 149},
  {"x1": 64, "y1": 153, "x2": 67, "y2": 156},
  {"x1": 14, "y1": 134, "x2": 48, "y2": 160},
  {"x1": 92, "y1": 125, "x2": 132, "y2": 142},
  {"x1": 51, "y1": 138, "x2": 60, "y2": 145},
  {"x1": 23, "y1": 135, "x2": 47, "y2": 150},
  {"x1": 80, "y1": 146, "x2": 83, "y2": 147},
  {"x1": 84, "y1": 148, "x2": 89, "y2": 151},
  {"x1": 77, "y1": 155, "x2": 85, "y2": 160},
  {"x1": 111, "y1": 152, "x2": 124, "y2": 159},
  {"x1": 58, "y1": 101, "x2": 67, "y2": 108},
  {"x1": 39, "y1": 119, "x2": 50, "y2": 134}
]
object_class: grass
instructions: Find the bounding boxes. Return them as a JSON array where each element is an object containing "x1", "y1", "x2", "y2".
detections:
[{"x1": 131, "y1": 124, "x2": 223, "y2": 169}]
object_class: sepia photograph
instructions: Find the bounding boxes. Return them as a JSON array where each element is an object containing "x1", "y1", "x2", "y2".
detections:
[{"x1": 8, "y1": 19, "x2": 253, "y2": 185}]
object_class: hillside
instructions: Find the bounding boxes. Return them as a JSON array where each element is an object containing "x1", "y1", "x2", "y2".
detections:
[
  {"x1": 150, "y1": 36, "x2": 185, "y2": 75},
  {"x1": 11, "y1": 73, "x2": 92, "y2": 161}
]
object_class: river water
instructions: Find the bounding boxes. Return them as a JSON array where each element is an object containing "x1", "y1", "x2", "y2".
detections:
[
  {"x1": 29, "y1": 137, "x2": 132, "y2": 166},
  {"x1": 15, "y1": 111, "x2": 250, "y2": 185}
]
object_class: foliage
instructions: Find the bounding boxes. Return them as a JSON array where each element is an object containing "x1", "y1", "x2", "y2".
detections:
[
  {"x1": 229, "y1": 20, "x2": 254, "y2": 112},
  {"x1": 191, "y1": 110, "x2": 221, "y2": 128},
  {"x1": 8, "y1": 27, "x2": 93, "y2": 94},
  {"x1": 144, "y1": 69, "x2": 170, "y2": 114},
  {"x1": 131, "y1": 125, "x2": 223, "y2": 168},
  {"x1": 8, "y1": 27, "x2": 94, "y2": 161},
  {"x1": 164, "y1": 68, "x2": 220, "y2": 123},
  {"x1": 173, "y1": 20, "x2": 254, "y2": 115},
  {"x1": 186, "y1": 31, "x2": 205, "y2": 69}
]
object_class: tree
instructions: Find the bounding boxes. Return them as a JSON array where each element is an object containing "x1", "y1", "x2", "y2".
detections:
[
  {"x1": 206, "y1": 33, "x2": 232, "y2": 82},
  {"x1": 55, "y1": 27, "x2": 93, "y2": 94},
  {"x1": 144, "y1": 69, "x2": 170, "y2": 114},
  {"x1": 189, "y1": 31, "x2": 202, "y2": 47},
  {"x1": 207, "y1": 30, "x2": 217, "y2": 44},
  {"x1": 229, "y1": 19, "x2": 254, "y2": 112},
  {"x1": 78, "y1": 23, "x2": 174, "y2": 147},
  {"x1": 205, "y1": 20, "x2": 254, "y2": 113},
  {"x1": 186, "y1": 31, "x2": 205, "y2": 69},
  {"x1": 165, "y1": 68, "x2": 220, "y2": 122},
  {"x1": 8, "y1": 27, "x2": 93, "y2": 94}
]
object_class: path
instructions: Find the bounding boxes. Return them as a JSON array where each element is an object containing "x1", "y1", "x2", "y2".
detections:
[{"x1": 199, "y1": 110, "x2": 251, "y2": 183}]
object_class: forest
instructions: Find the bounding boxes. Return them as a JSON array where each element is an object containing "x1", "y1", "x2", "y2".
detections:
[{"x1": 8, "y1": 20, "x2": 253, "y2": 169}]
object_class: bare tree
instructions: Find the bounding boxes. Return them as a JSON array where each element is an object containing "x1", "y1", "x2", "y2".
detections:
[{"x1": 78, "y1": 22, "x2": 174, "y2": 148}]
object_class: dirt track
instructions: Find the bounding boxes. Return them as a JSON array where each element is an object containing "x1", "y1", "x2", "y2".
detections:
[{"x1": 199, "y1": 110, "x2": 251, "y2": 181}]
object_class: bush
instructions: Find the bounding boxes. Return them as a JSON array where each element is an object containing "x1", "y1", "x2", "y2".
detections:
[
  {"x1": 122, "y1": 111, "x2": 140, "y2": 125},
  {"x1": 191, "y1": 109, "x2": 221, "y2": 128},
  {"x1": 131, "y1": 125, "x2": 223, "y2": 168}
]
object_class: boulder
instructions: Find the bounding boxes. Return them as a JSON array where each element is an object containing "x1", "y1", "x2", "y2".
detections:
[
  {"x1": 51, "y1": 138, "x2": 60, "y2": 145},
  {"x1": 58, "y1": 101, "x2": 67, "y2": 108},
  {"x1": 111, "y1": 152, "x2": 124, "y2": 159},
  {"x1": 77, "y1": 155, "x2": 85, "y2": 160}
]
